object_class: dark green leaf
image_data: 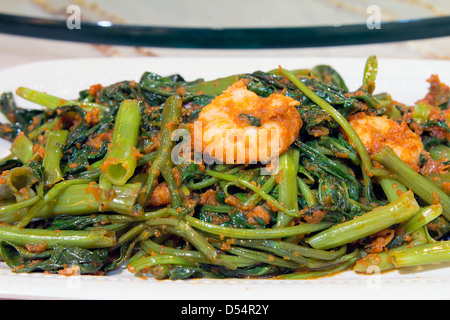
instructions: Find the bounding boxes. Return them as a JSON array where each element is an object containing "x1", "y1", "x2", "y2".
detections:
[
  {"x1": 239, "y1": 113, "x2": 261, "y2": 127},
  {"x1": 311, "y1": 65, "x2": 349, "y2": 92},
  {"x1": 46, "y1": 215, "x2": 109, "y2": 230},
  {"x1": 0, "y1": 243, "x2": 109, "y2": 274}
]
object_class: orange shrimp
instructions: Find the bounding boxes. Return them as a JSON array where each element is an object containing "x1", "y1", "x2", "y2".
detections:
[
  {"x1": 349, "y1": 114, "x2": 424, "y2": 169},
  {"x1": 195, "y1": 80, "x2": 302, "y2": 164}
]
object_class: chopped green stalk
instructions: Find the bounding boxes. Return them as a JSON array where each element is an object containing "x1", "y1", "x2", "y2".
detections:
[
  {"x1": 48, "y1": 183, "x2": 143, "y2": 217},
  {"x1": 230, "y1": 239, "x2": 347, "y2": 263},
  {"x1": 412, "y1": 102, "x2": 431, "y2": 125},
  {"x1": 184, "y1": 75, "x2": 239, "y2": 96},
  {"x1": 160, "y1": 162, "x2": 182, "y2": 209},
  {"x1": 378, "y1": 177, "x2": 408, "y2": 202},
  {"x1": 175, "y1": 219, "x2": 219, "y2": 263},
  {"x1": 143, "y1": 95, "x2": 182, "y2": 206},
  {"x1": 16, "y1": 87, "x2": 69, "y2": 109},
  {"x1": 372, "y1": 146, "x2": 450, "y2": 220},
  {"x1": 279, "y1": 242, "x2": 347, "y2": 261},
  {"x1": 353, "y1": 228, "x2": 428, "y2": 273},
  {"x1": 114, "y1": 222, "x2": 148, "y2": 249},
  {"x1": 0, "y1": 167, "x2": 38, "y2": 200},
  {"x1": 390, "y1": 240, "x2": 450, "y2": 268},
  {"x1": 354, "y1": 251, "x2": 394, "y2": 274},
  {"x1": 10, "y1": 134, "x2": 34, "y2": 164},
  {"x1": 231, "y1": 239, "x2": 348, "y2": 269},
  {"x1": 0, "y1": 195, "x2": 40, "y2": 224},
  {"x1": 128, "y1": 255, "x2": 195, "y2": 273},
  {"x1": 243, "y1": 175, "x2": 277, "y2": 208},
  {"x1": 101, "y1": 100, "x2": 141, "y2": 185},
  {"x1": 201, "y1": 204, "x2": 233, "y2": 213},
  {"x1": 188, "y1": 165, "x2": 243, "y2": 190},
  {"x1": 27, "y1": 117, "x2": 59, "y2": 140},
  {"x1": 276, "y1": 250, "x2": 360, "y2": 279},
  {"x1": 18, "y1": 179, "x2": 87, "y2": 228},
  {"x1": 306, "y1": 191, "x2": 420, "y2": 250},
  {"x1": 214, "y1": 243, "x2": 298, "y2": 269},
  {"x1": 16, "y1": 87, "x2": 109, "y2": 113},
  {"x1": 157, "y1": 101, "x2": 183, "y2": 208},
  {"x1": 103, "y1": 207, "x2": 177, "y2": 223},
  {"x1": 182, "y1": 215, "x2": 332, "y2": 239},
  {"x1": 429, "y1": 144, "x2": 450, "y2": 161},
  {"x1": 43, "y1": 130, "x2": 68, "y2": 187},
  {"x1": 276, "y1": 148, "x2": 300, "y2": 228},
  {"x1": 143, "y1": 217, "x2": 221, "y2": 265},
  {"x1": 141, "y1": 239, "x2": 256, "y2": 268},
  {"x1": 362, "y1": 55, "x2": 378, "y2": 94},
  {"x1": 125, "y1": 249, "x2": 147, "y2": 269},
  {"x1": 75, "y1": 150, "x2": 157, "y2": 182},
  {"x1": 297, "y1": 176, "x2": 317, "y2": 207},
  {"x1": 268, "y1": 68, "x2": 310, "y2": 77},
  {"x1": 361, "y1": 162, "x2": 376, "y2": 204},
  {"x1": 402, "y1": 204, "x2": 442, "y2": 234},
  {"x1": 0, "y1": 224, "x2": 115, "y2": 249},
  {"x1": 205, "y1": 169, "x2": 298, "y2": 217}
]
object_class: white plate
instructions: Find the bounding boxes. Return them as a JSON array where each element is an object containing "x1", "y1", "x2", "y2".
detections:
[{"x1": 0, "y1": 57, "x2": 450, "y2": 300}]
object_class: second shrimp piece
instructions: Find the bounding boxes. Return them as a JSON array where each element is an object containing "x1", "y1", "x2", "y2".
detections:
[{"x1": 348, "y1": 114, "x2": 424, "y2": 170}]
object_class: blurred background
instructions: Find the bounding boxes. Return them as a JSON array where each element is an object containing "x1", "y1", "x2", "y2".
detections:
[{"x1": 0, "y1": 0, "x2": 449, "y2": 70}]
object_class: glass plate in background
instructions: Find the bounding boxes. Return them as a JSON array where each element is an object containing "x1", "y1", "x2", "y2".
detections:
[{"x1": 0, "y1": 0, "x2": 449, "y2": 48}]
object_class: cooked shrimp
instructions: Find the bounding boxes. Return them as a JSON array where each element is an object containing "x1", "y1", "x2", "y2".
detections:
[
  {"x1": 196, "y1": 80, "x2": 302, "y2": 164},
  {"x1": 348, "y1": 114, "x2": 424, "y2": 169}
]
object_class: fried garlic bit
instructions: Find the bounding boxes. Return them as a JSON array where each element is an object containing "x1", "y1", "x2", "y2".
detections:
[
  {"x1": 349, "y1": 113, "x2": 424, "y2": 170},
  {"x1": 196, "y1": 80, "x2": 302, "y2": 164}
]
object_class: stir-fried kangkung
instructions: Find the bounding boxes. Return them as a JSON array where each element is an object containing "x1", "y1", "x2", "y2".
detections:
[{"x1": 0, "y1": 56, "x2": 449, "y2": 279}]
